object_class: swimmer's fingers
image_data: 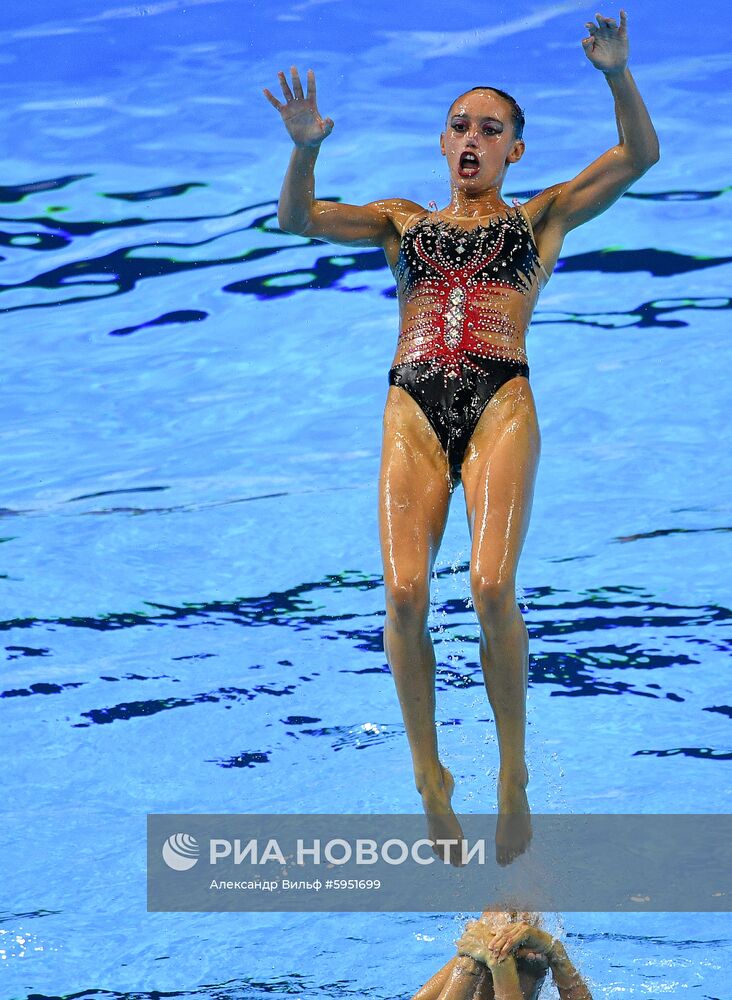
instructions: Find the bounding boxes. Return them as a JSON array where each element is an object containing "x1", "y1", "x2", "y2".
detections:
[
  {"x1": 456, "y1": 931, "x2": 498, "y2": 966},
  {"x1": 582, "y1": 23, "x2": 598, "y2": 48},
  {"x1": 290, "y1": 65, "x2": 305, "y2": 100},
  {"x1": 596, "y1": 13, "x2": 620, "y2": 33},
  {"x1": 277, "y1": 69, "x2": 295, "y2": 102},
  {"x1": 584, "y1": 16, "x2": 613, "y2": 35},
  {"x1": 262, "y1": 87, "x2": 284, "y2": 111},
  {"x1": 591, "y1": 12, "x2": 614, "y2": 30},
  {"x1": 305, "y1": 67, "x2": 317, "y2": 103},
  {"x1": 490, "y1": 923, "x2": 527, "y2": 959}
]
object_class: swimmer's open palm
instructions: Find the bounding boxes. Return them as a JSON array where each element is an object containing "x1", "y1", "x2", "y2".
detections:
[
  {"x1": 263, "y1": 66, "x2": 334, "y2": 147},
  {"x1": 581, "y1": 9, "x2": 629, "y2": 73}
]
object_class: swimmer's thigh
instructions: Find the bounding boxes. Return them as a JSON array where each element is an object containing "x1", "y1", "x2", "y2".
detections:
[
  {"x1": 378, "y1": 385, "x2": 452, "y2": 594},
  {"x1": 460, "y1": 376, "x2": 540, "y2": 589}
]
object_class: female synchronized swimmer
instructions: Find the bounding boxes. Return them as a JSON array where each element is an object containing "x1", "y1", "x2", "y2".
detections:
[{"x1": 264, "y1": 10, "x2": 658, "y2": 862}]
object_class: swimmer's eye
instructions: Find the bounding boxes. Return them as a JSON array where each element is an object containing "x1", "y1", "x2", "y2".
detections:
[{"x1": 451, "y1": 122, "x2": 500, "y2": 135}]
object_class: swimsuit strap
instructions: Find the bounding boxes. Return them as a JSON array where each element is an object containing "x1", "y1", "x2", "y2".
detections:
[
  {"x1": 513, "y1": 202, "x2": 551, "y2": 283},
  {"x1": 400, "y1": 209, "x2": 430, "y2": 236}
]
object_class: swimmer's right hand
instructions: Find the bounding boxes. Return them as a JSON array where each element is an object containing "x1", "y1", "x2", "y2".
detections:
[
  {"x1": 456, "y1": 922, "x2": 506, "y2": 969},
  {"x1": 487, "y1": 921, "x2": 554, "y2": 961},
  {"x1": 263, "y1": 66, "x2": 334, "y2": 147}
]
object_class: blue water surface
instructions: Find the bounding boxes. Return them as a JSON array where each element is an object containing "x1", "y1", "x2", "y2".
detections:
[{"x1": 1, "y1": 1, "x2": 731, "y2": 997}]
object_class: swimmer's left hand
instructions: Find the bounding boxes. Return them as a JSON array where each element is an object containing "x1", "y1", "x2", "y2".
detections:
[
  {"x1": 487, "y1": 921, "x2": 554, "y2": 961},
  {"x1": 581, "y1": 9, "x2": 629, "y2": 74},
  {"x1": 456, "y1": 922, "x2": 507, "y2": 969}
]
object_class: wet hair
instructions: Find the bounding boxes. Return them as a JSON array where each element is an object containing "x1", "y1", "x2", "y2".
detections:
[{"x1": 447, "y1": 86, "x2": 525, "y2": 141}]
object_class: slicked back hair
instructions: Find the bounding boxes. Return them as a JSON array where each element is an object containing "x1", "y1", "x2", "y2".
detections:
[{"x1": 447, "y1": 87, "x2": 525, "y2": 141}]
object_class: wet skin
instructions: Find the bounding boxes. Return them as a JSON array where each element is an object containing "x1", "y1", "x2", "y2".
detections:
[
  {"x1": 413, "y1": 912, "x2": 550, "y2": 1000},
  {"x1": 379, "y1": 88, "x2": 543, "y2": 866},
  {"x1": 412, "y1": 911, "x2": 592, "y2": 1000},
  {"x1": 265, "y1": 10, "x2": 659, "y2": 866}
]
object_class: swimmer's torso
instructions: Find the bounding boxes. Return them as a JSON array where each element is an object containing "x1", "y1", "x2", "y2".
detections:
[{"x1": 388, "y1": 202, "x2": 550, "y2": 372}]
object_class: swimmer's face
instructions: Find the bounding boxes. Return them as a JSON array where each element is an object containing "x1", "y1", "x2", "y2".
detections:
[{"x1": 440, "y1": 90, "x2": 524, "y2": 189}]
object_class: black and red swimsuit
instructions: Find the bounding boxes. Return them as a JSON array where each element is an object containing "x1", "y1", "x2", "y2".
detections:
[{"x1": 389, "y1": 199, "x2": 549, "y2": 487}]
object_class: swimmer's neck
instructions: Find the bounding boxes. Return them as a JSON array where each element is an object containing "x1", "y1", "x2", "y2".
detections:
[{"x1": 441, "y1": 184, "x2": 509, "y2": 219}]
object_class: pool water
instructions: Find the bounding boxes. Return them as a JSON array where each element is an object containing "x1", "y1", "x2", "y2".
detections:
[{"x1": 1, "y1": 1, "x2": 731, "y2": 997}]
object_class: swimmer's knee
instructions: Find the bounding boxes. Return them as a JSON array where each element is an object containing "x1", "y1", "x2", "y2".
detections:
[
  {"x1": 471, "y1": 574, "x2": 517, "y2": 619},
  {"x1": 385, "y1": 576, "x2": 430, "y2": 626}
]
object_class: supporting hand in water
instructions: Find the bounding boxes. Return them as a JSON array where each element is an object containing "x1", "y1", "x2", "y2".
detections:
[
  {"x1": 479, "y1": 919, "x2": 554, "y2": 962},
  {"x1": 263, "y1": 65, "x2": 335, "y2": 147},
  {"x1": 457, "y1": 920, "x2": 512, "y2": 970}
]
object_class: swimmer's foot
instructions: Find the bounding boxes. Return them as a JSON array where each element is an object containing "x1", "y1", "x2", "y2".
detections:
[
  {"x1": 495, "y1": 765, "x2": 532, "y2": 867},
  {"x1": 418, "y1": 764, "x2": 465, "y2": 867}
]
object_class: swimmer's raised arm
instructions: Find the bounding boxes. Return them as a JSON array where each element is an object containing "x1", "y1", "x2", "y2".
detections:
[
  {"x1": 263, "y1": 65, "x2": 414, "y2": 246},
  {"x1": 527, "y1": 10, "x2": 659, "y2": 261}
]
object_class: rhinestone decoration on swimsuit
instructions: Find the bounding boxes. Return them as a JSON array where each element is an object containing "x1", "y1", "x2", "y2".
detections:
[
  {"x1": 389, "y1": 203, "x2": 548, "y2": 485},
  {"x1": 393, "y1": 203, "x2": 547, "y2": 380}
]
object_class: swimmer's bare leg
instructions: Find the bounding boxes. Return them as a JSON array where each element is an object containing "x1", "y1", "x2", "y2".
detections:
[
  {"x1": 378, "y1": 386, "x2": 464, "y2": 864},
  {"x1": 461, "y1": 376, "x2": 540, "y2": 866}
]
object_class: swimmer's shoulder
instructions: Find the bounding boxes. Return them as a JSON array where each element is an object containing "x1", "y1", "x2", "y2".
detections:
[
  {"x1": 373, "y1": 199, "x2": 428, "y2": 273},
  {"x1": 518, "y1": 185, "x2": 567, "y2": 282},
  {"x1": 376, "y1": 198, "x2": 430, "y2": 242},
  {"x1": 517, "y1": 186, "x2": 563, "y2": 232}
]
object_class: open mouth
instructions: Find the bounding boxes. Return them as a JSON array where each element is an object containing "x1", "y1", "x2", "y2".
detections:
[{"x1": 458, "y1": 151, "x2": 480, "y2": 177}]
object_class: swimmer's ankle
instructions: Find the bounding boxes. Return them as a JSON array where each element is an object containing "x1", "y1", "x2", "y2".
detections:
[
  {"x1": 416, "y1": 762, "x2": 453, "y2": 798},
  {"x1": 498, "y1": 761, "x2": 529, "y2": 789},
  {"x1": 415, "y1": 765, "x2": 445, "y2": 796}
]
